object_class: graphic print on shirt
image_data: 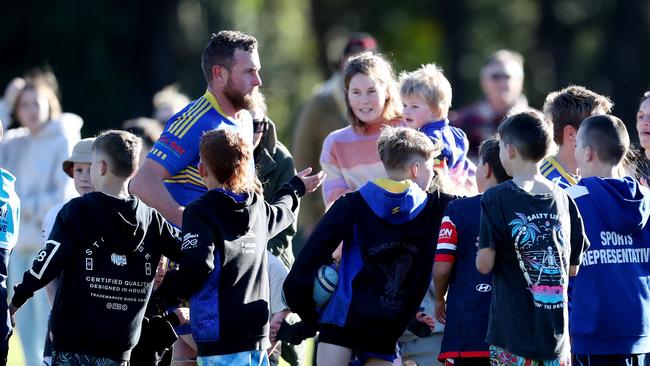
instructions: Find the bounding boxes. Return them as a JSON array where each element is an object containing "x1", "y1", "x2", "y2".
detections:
[
  {"x1": 509, "y1": 212, "x2": 567, "y2": 307},
  {"x1": 381, "y1": 254, "x2": 412, "y2": 297}
]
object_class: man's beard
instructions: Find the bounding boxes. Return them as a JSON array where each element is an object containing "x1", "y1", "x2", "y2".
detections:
[{"x1": 224, "y1": 79, "x2": 254, "y2": 111}]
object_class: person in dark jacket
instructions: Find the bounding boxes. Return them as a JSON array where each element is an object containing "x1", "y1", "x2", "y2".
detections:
[
  {"x1": 284, "y1": 126, "x2": 455, "y2": 366},
  {"x1": 249, "y1": 91, "x2": 303, "y2": 366},
  {"x1": 168, "y1": 129, "x2": 324, "y2": 365},
  {"x1": 251, "y1": 91, "x2": 298, "y2": 269},
  {"x1": 10, "y1": 130, "x2": 182, "y2": 365}
]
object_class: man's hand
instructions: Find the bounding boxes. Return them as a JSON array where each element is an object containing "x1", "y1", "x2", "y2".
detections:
[
  {"x1": 269, "y1": 309, "x2": 290, "y2": 342},
  {"x1": 295, "y1": 168, "x2": 326, "y2": 194}
]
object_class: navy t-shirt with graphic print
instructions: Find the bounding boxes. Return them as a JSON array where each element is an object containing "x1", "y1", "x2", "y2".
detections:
[{"x1": 478, "y1": 180, "x2": 588, "y2": 360}]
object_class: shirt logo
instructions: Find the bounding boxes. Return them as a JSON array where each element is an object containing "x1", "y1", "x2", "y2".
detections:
[
  {"x1": 476, "y1": 283, "x2": 492, "y2": 293},
  {"x1": 182, "y1": 233, "x2": 199, "y2": 250},
  {"x1": 111, "y1": 253, "x2": 127, "y2": 266}
]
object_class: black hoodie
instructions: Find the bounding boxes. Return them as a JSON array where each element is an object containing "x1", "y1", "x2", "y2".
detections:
[
  {"x1": 12, "y1": 192, "x2": 181, "y2": 362},
  {"x1": 168, "y1": 176, "x2": 304, "y2": 357}
]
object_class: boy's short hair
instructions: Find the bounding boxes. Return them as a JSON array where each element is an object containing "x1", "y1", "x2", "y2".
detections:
[
  {"x1": 202, "y1": 30, "x2": 258, "y2": 83},
  {"x1": 399, "y1": 63, "x2": 452, "y2": 114},
  {"x1": 542, "y1": 85, "x2": 613, "y2": 145},
  {"x1": 199, "y1": 129, "x2": 257, "y2": 193},
  {"x1": 478, "y1": 135, "x2": 511, "y2": 183},
  {"x1": 92, "y1": 130, "x2": 142, "y2": 178},
  {"x1": 498, "y1": 110, "x2": 552, "y2": 162},
  {"x1": 377, "y1": 126, "x2": 442, "y2": 171},
  {"x1": 578, "y1": 115, "x2": 629, "y2": 166}
]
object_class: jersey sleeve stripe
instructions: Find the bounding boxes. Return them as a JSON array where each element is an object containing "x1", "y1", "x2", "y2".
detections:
[
  {"x1": 168, "y1": 98, "x2": 209, "y2": 135},
  {"x1": 436, "y1": 243, "x2": 457, "y2": 251},
  {"x1": 434, "y1": 253, "x2": 456, "y2": 263},
  {"x1": 176, "y1": 102, "x2": 213, "y2": 138}
]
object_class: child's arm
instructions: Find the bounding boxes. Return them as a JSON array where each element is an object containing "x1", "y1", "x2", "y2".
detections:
[
  {"x1": 153, "y1": 210, "x2": 182, "y2": 262},
  {"x1": 476, "y1": 194, "x2": 501, "y2": 275},
  {"x1": 283, "y1": 197, "x2": 354, "y2": 324},
  {"x1": 265, "y1": 169, "x2": 324, "y2": 240},
  {"x1": 433, "y1": 212, "x2": 459, "y2": 324},
  {"x1": 319, "y1": 137, "x2": 351, "y2": 208},
  {"x1": 170, "y1": 204, "x2": 217, "y2": 300},
  {"x1": 568, "y1": 196, "x2": 590, "y2": 277},
  {"x1": 10, "y1": 205, "x2": 73, "y2": 313},
  {"x1": 476, "y1": 248, "x2": 495, "y2": 275}
]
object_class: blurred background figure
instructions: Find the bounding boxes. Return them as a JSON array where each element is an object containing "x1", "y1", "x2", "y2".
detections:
[
  {"x1": 291, "y1": 32, "x2": 377, "y2": 254},
  {"x1": 0, "y1": 71, "x2": 81, "y2": 366},
  {"x1": 635, "y1": 91, "x2": 650, "y2": 183},
  {"x1": 152, "y1": 84, "x2": 190, "y2": 125},
  {"x1": 122, "y1": 117, "x2": 164, "y2": 168},
  {"x1": 451, "y1": 49, "x2": 528, "y2": 159},
  {"x1": 0, "y1": 78, "x2": 26, "y2": 130}
]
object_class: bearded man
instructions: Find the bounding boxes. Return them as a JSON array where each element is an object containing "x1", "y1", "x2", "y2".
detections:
[{"x1": 131, "y1": 30, "x2": 262, "y2": 226}]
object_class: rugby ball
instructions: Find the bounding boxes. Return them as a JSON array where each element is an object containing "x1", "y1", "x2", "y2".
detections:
[{"x1": 313, "y1": 264, "x2": 338, "y2": 307}]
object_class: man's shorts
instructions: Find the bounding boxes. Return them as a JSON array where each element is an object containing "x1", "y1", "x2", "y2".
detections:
[{"x1": 489, "y1": 346, "x2": 570, "y2": 366}]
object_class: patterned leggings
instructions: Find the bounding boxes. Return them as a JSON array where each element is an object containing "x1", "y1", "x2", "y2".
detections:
[{"x1": 489, "y1": 346, "x2": 570, "y2": 366}]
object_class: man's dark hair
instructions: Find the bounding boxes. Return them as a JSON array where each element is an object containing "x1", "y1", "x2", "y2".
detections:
[
  {"x1": 201, "y1": 30, "x2": 258, "y2": 83},
  {"x1": 92, "y1": 130, "x2": 142, "y2": 178},
  {"x1": 543, "y1": 85, "x2": 613, "y2": 145},
  {"x1": 498, "y1": 110, "x2": 552, "y2": 162},
  {"x1": 578, "y1": 115, "x2": 629, "y2": 166},
  {"x1": 478, "y1": 135, "x2": 511, "y2": 183}
]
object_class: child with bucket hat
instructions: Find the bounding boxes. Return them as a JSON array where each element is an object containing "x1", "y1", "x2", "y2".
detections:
[{"x1": 40, "y1": 137, "x2": 94, "y2": 365}]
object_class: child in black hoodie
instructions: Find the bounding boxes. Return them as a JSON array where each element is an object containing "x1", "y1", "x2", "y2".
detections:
[
  {"x1": 166, "y1": 129, "x2": 324, "y2": 365},
  {"x1": 10, "y1": 130, "x2": 182, "y2": 365}
]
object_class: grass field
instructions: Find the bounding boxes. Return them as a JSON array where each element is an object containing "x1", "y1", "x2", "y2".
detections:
[{"x1": 7, "y1": 330, "x2": 25, "y2": 365}]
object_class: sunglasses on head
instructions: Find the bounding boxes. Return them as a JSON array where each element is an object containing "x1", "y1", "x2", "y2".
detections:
[
  {"x1": 253, "y1": 118, "x2": 269, "y2": 134},
  {"x1": 489, "y1": 73, "x2": 512, "y2": 81}
]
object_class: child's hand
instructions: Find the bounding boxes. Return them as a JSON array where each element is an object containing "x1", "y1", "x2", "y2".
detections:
[
  {"x1": 296, "y1": 168, "x2": 326, "y2": 194},
  {"x1": 415, "y1": 311, "x2": 435, "y2": 330},
  {"x1": 174, "y1": 307, "x2": 190, "y2": 325},
  {"x1": 434, "y1": 299, "x2": 446, "y2": 324}
]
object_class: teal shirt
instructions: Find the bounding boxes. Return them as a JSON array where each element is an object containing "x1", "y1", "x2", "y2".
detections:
[{"x1": 0, "y1": 168, "x2": 20, "y2": 250}]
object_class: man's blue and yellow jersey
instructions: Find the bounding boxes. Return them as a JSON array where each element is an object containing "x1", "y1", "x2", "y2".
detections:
[
  {"x1": 541, "y1": 156, "x2": 578, "y2": 189},
  {"x1": 148, "y1": 90, "x2": 253, "y2": 207}
]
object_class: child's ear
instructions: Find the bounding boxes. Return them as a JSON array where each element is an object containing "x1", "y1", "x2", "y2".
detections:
[
  {"x1": 430, "y1": 105, "x2": 443, "y2": 120},
  {"x1": 507, "y1": 144, "x2": 516, "y2": 159},
  {"x1": 198, "y1": 161, "x2": 208, "y2": 179},
  {"x1": 584, "y1": 146, "x2": 594, "y2": 162},
  {"x1": 410, "y1": 161, "x2": 420, "y2": 180},
  {"x1": 98, "y1": 160, "x2": 108, "y2": 176},
  {"x1": 483, "y1": 162, "x2": 493, "y2": 180},
  {"x1": 564, "y1": 125, "x2": 577, "y2": 146}
]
